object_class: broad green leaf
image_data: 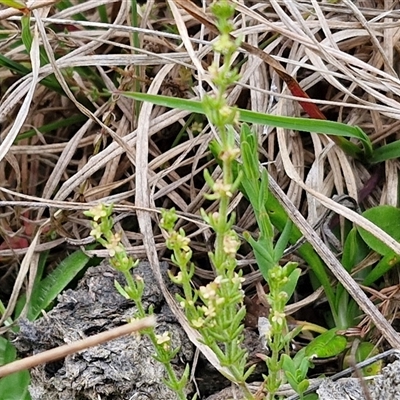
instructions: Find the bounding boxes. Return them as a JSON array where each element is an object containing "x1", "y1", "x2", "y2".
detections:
[
  {"x1": 292, "y1": 348, "x2": 308, "y2": 367},
  {"x1": 336, "y1": 228, "x2": 369, "y2": 326},
  {"x1": 304, "y1": 394, "x2": 318, "y2": 400},
  {"x1": 357, "y1": 205, "x2": 400, "y2": 256},
  {"x1": 298, "y1": 354, "x2": 312, "y2": 377},
  {"x1": 0, "y1": 338, "x2": 30, "y2": 400},
  {"x1": 281, "y1": 354, "x2": 296, "y2": 374},
  {"x1": 0, "y1": 336, "x2": 16, "y2": 365},
  {"x1": 341, "y1": 228, "x2": 369, "y2": 273},
  {"x1": 284, "y1": 370, "x2": 298, "y2": 391},
  {"x1": 335, "y1": 290, "x2": 361, "y2": 330},
  {"x1": 118, "y1": 91, "x2": 372, "y2": 159},
  {"x1": 305, "y1": 329, "x2": 347, "y2": 358},
  {"x1": 0, "y1": 371, "x2": 30, "y2": 400},
  {"x1": 297, "y1": 379, "x2": 310, "y2": 393}
]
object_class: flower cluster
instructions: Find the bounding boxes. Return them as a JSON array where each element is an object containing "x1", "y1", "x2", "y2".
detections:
[{"x1": 85, "y1": 204, "x2": 189, "y2": 400}]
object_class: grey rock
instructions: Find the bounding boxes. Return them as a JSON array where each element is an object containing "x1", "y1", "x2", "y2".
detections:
[{"x1": 318, "y1": 360, "x2": 400, "y2": 400}]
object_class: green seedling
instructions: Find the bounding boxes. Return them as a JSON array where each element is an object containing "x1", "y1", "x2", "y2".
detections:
[
  {"x1": 281, "y1": 349, "x2": 312, "y2": 400},
  {"x1": 0, "y1": 0, "x2": 26, "y2": 10},
  {"x1": 280, "y1": 329, "x2": 347, "y2": 399},
  {"x1": 85, "y1": 204, "x2": 190, "y2": 400}
]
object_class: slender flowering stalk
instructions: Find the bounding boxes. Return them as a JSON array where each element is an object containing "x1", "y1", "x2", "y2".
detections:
[
  {"x1": 84, "y1": 204, "x2": 189, "y2": 400},
  {"x1": 161, "y1": 1, "x2": 254, "y2": 398}
]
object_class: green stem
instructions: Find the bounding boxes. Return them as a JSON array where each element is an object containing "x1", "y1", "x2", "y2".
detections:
[{"x1": 123, "y1": 270, "x2": 146, "y2": 316}]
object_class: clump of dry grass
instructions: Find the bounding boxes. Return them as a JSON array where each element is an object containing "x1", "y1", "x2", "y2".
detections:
[{"x1": 1, "y1": 0, "x2": 400, "y2": 387}]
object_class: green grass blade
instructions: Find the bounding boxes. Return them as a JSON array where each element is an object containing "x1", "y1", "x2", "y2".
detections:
[
  {"x1": 0, "y1": 53, "x2": 63, "y2": 93},
  {"x1": 15, "y1": 114, "x2": 87, "y2": 142},
  {"x1": 369, "y1": 140, "x2": 400, "y2": 163},
  {"x1": 21, "y1": 15, "x2": 49, "y2": 67},
  {"x1": 14, "y1": 251, "x2": 48, "y2": 318},
  {"x1": 0, "y1": 54, "x2": 31, "y2": 75},
  {"x1": 97, "y1": 4, "x2": 108, "y2": 23},
  {"x1": 239, "y1": 109, "x2": 371, "y2": 158},
  {"x1": 26, "y1": 249, "x2": 92, "y2": 320},
  {"x1": 21, "y1": 14, "x2": 32, "y2": 53},
  {"x1": 55, "y1": 0, "x2": 88, "y2": 21},
  {"x1": 362, "y1": 252, "x2": 400, "y2": 286},
  {"x1": 0, "y1": 0, "x2": 26, "y2": 9},
  {"x1": 118, "y1": 91, "x2": 372, "y2": 159}
]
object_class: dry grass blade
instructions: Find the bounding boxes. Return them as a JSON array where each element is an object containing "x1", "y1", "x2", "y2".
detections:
[
  {"x1": 0, "y1": 0, "x2": 56, "y2": 20},
  {"x1": 0, "y1": 11, "x2": 40, "y2": 162},
  {"x1": 0, "y1": 218, "x2": 49, "y2": 326}
]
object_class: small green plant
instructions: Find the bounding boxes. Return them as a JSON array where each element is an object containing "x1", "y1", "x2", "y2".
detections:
[
  {"x1": 84, "y1": 204, "x2": 189, "y2": 400},
  {"x1": 237, "y1": 124, "x2": 311, "y2": 399},
  {"x1": 121, "y1": 1, "x2": 346, "y2": 398},
  {"x1": 109, "y1": 0, "x2": 399, "y2": 398},
  {"x1": 160, "y1": 1, "x2": 255, "y2": 397},
  {"x1": 159, "y1": 1, "x2": 346, "y2": 399},
  {"x1": 281, "y1": 349, "x2": 312, "y2": 399}
]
